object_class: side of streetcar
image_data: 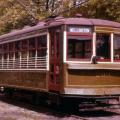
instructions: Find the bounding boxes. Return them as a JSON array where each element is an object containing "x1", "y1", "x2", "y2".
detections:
[{"x1": 0, "y1": 26, "x2": 49, "y2": 93}]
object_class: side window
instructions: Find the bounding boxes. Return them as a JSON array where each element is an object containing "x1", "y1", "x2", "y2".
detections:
[
  {"x1": 0, "y1": 45, "x2": 3, "y2": 60},
  {"x1": 29, "y1": 38, "x2": 36, "y2": 58},
  {"x1": 37, "y1": 35, "x2": 47, "y2": 57},
  {"x1": 4, "y1": 53, "x2": 8, "y2": 60},
  {"x1": 9, "y1": 53, "x2": 14, "y2": 59},
  {"x1": 3, "y1": 44, "x2": 8, "y2": 53},
  {"x1": 96, "y1": 33, "x2": 110, "y2": 61},
  {"x1": 114, "y1": 35, "x2": 120, "y2": 61},
  {"x1": 9, "y1": 42, "x2": 14, "y2": 52},
  {"x1": 29, "y1": 38, "x2": 36, "y2": 49},
  {"x1": 15, "y1": 41, "x2": 21, "y2": 59},
  {"x1": 15, "y1": 52, "x2": 20, "y2": 59},
  {"x1": 29, "y1": 50, "x2": 36, "y2": 57},
  {"x1": 21, "y1": 40, "x2": 28, "y2": 59},
  {"x1": 3, "y1": 44, "x2": 8, "y2": 60},
  {"x1": 21, "y1": 51, "x2": 27, "y2": 58},
  {"x1": 15, "y1": 41, "x2": 21, "y2": 51},
  {"x1": 9, "y1": 42, "x2": 15, "y2": 60},
  {"x1": 21, "y1": 40, "x2": 28, "y2": 50},
  {"x1": 37, "y1": 36, "x2": 47, "y2": 48}
]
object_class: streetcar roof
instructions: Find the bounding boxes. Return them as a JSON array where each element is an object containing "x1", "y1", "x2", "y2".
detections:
[
  {"x1": 0, "y1": 21, "x2": 46, "y2": 40},
  {"x1": 0, "y1": 17, "x2": 120, "y2": 42},
  {"x1": 53, "y1": 17, "x2": 120, "y2": 28},
  {"x1": 89, "y1": 18, "x2": 120, "y2": 28}
]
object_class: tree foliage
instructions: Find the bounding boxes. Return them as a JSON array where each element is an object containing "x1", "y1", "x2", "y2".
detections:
[
  {"x1": 0, "y1": 0, "x2": 35, "y2": 34},
  {"x1": 0, "y1": 0, "x2": 120, "y2": 35},
  {"x1": 68, "y1": 0, "x2": 120, "y2": 22}
]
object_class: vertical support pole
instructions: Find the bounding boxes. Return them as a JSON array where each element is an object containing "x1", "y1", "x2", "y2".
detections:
[
  {"x1": 111, "y1": 33, "x2": 114, "y2": 63},
  {"x1": 54, "y1": 31, "x2": 56, "y2": 85},
  {"x1": 63, "y1": 31, "x2": 67, "y2": 63},
  {"x1": 13, "y1": 53, "x2": 15, "y2": 69},
  {"x1": 27, "y1": 51, "x2": 29, "y2": 69},
  {"x1": 27, "y1": 39, "x2": 29, "y2": 69},
  {"x1": 35, "y1": 37, "x2": 37, "y2": 69},
  {"x1": 47, "y1": 31, "x2": 50, "y2": 71},
  {"x1": 92, "y1": 32, "x2": 96, "y2": 57},
  {"x1": 20, "y1": 41, "x2": 22, "y2": 69},
  {"x1": 2, "y1": 54, "x2": 3, "y2": 69},
  {"x1": 35, "y1": 50, "x2": 37, "y2": 69},
  {"x1": 20, "y1": 52, "x2": 21, "y2": 69},
  {"x1": 7, "y1": 54, "x2": 9, "y2": 69},
  {"x1": 7, "y1": 43, "x2": 9, "y2": 69}
]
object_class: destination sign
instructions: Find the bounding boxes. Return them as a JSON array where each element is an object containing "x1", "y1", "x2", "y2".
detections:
[{"x1": 69, "y1": 26, "x2": 92, "y2": 33}]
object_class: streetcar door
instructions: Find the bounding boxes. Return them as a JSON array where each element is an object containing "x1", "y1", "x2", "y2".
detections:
[{"x1": 49, "y1": 28, "x2": 61, "y2": 92}]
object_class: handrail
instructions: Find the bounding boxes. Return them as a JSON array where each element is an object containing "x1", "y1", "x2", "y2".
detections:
[{"x1": 0, "y1": 56, "x2": 47, "y2": 70}]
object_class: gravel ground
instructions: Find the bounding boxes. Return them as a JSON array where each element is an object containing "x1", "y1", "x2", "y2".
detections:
[{"x1": 0, "y1": 94, "x2": 120, "y2": 120}]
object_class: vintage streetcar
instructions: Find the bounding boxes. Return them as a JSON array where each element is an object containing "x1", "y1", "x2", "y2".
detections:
[{"x1": 0, "y1": 16, "x2": 120, "y2": 110}]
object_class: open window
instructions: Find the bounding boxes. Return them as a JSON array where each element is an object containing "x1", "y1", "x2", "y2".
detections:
[
  {"x1": 96, "y1": 33, "x2": 110, "y2": 61},
  {"x1": 67, "y1": 35, "x2": 92, "y2": 60},
  {"x1": 114, "y1": 35, "x2": 120, "y2": 61}
]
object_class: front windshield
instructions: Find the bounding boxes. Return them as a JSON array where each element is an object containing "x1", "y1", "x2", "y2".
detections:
[{"x1": 67, "y1": 35, "x2": 92, "y2": 60}]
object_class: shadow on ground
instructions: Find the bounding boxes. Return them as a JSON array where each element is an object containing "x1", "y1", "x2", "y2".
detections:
[{"x1": 0, "y1": 93, "x2": 119, "y2": 119}]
